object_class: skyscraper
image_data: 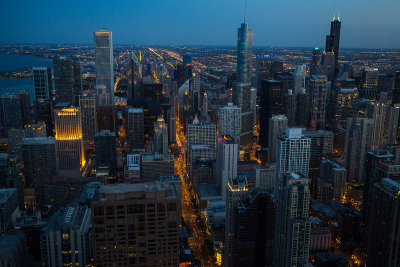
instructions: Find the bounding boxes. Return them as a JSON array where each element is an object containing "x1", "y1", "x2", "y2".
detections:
[
  {"x1": 293, "y1": 64, "x2": 307, "y2": 94},
  {"x1": 366, "y1": 178, "x2": 400, "y2": 266},
  {"x1": 344, "y1": 117, "x2": 374, "y2": 184},
  {"x1": 53, "y1": 57, "x2": 82, "y2": 105},
  {"x1": 79, "y1": 95, "x2": 97, "y2": 145},
  {"x1": 218, "y1": 103, "x2": 241, "y2": 144},
  {"x1": 371, "y1": 102, "x2": 400, "y2": 150},
  {"x1": 216, "y1": 135, "x2": 238, "y2": 199},
  {"x1": 34, "y1": 98, "x2": 53, "y2": 136},
  {"x1": 310, "y1": 75, "x2": 328, "y2": 129},
  {"x1": 274, "y1": 172, "x2": 311, "y2": 267},
  {"x1": 91, "y1": 182, "x2": 180, "y2": 267},
  {"x1": 0, "y1": 154, "x2": 24, "y2": 209},
  {"x1": 94, "y1": 29, "x2": 114, "y2": 105},
  {"x1": 22, "y1": 137, "x2": 57, "y2": 187},
  {"x1": 268, "y1": 114, "x2": 288, "y2": 163},
  {"x1": 17, "y1": 91, "x2": 31, "y2": 126},
  {"x1": 259, "y1": 79, "x2": 284, "y2": 146},
  {"x1": 0, "y1": 94, "x2": 23, "y2": 130},
  {"x1": 187, "y1": 121, "x2": 216, "y2": 153},
  {"x1": 94, "y1": 130, "x2": 117, "y2": 172},
  {"x1": 153, "y1": 116, "x2": 168, "y2": 154},
  {"x1": 233, "y1": 23, "x2": 253, "y2": 149},
  {"x1": 275, "y1": 128, "x2": 311, "y2": 195},
  {"x1": 126, "y1": 107, "x2": 144, "y2": 150},
  {"x1": 54, "y1": 107, "x2": 85, "y2": 177},
  {"x1": 40, "y1": 205, "x2": 92, "y2": 267},
  {"x1": 32, "y1": 67, "x2": 52, "y2": 100},
  {"x1": 325, "y1": 15, "x2": 341, "y2": 77}
]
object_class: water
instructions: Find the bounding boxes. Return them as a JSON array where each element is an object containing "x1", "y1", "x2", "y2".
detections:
[
  {"x1": 0, "y1": 53, "x2": 52, "y2": 72},
  {"x1": 0, "y1": 53, "x2": 53, "y2": 101}
]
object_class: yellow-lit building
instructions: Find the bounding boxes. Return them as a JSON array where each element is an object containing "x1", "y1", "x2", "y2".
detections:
[{"x1": 54, "y1": 107, "x2": 85, "y2": 177}]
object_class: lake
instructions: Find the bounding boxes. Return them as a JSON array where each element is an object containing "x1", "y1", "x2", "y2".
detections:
[{"x1": 0, "y1": 53, "x2": 53, "y2": 101}]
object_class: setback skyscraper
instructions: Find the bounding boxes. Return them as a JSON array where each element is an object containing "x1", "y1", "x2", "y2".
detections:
[{"x1": 325, "y1": 15, "x2": 341, "y2": 78}]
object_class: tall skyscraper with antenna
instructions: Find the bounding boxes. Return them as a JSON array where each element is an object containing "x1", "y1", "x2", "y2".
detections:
[
  {"x1": 325, "y1": 14, "x2": 341, "y2": 78},
  {"x1": 233, "y1": 20, "x2": 253, "y2": 149}
]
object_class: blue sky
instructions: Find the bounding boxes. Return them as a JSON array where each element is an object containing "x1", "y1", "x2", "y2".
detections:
[{"x1": 1, "y1": 0, "x2": 399, "y2": 48}]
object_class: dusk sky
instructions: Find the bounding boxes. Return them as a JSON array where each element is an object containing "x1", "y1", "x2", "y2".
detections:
[{"x1": 1, "y1": 0, "x2": 399, "y2": 49}]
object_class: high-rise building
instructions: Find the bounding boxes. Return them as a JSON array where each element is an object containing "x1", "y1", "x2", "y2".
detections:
[
  {"x1": 275, "y1": 128, "x2": 311, "y2": 194},
  {"x1": 216, "y1": 135, "x2": 238, "y2": 199},
  {"x1": 320, "y1": 158, "x2": 347, "y2": 201},
  {"x1": 233, "y1": 23, "x2": 253, "y2": 149},
  {"x1": 24, "y1": 122, "x2": 47, "y2": 138},
  {"x1": 302, "y1": 129, "x2": 334, "y2": 178},
  {"x1": 293, "y1": 65, "x2": 307, "y2": 94},
  {"x1": 259, "y1": 79, "x2": 284, "y2": 146},
  {"x1": 218, "y1": 103, "x2": 241, "y2": 144},
  {"x1": 361, "y1": 68, "x2": 379, "y2": 99},
  {"x1": 255, "y1": 55, "x2": 283, "y2": 89},
  {"x1": 224, "y1": 176, "x2": 249, "y2": 267},
  {"x1": 331, "y1": 88, "x2": 359, "y2": 131},
  {"x1": 311, "y1": 48, "x2": 321, "y2": 68},
  {"x1": 79, "y1": 95, "x2": 97, "y2": 145},
  {"x1": 32, "y1": 67, "x2": 52, "y2": 100},
  {"x1": 322, "y1": 51, "x2": 335, "y2": 81},
  {"x1": 141, "y1": 152, "x2": 175, "y2": 181},
  {"x1": 91, "y1": 182, "x2": 180, "y2": 267},
  {"x1": 229, "y1": 187, "x2": 275, "y2": 267},
  {"x1": 126, "y1": 107, "x2": 144, "y2": 150},
  {"x1": 94, "y1": 130, "x2": 117, "y2": 172},
  {"x1": 40, "y1": 205, "x2": 92, "y2": 267},
  {"x1": 127, "y1": 53, "x2": 141, "y2": 104},
  {"x1": 125, "y1": 154, "x2": 141, "y2": 183},
  {"x1": 284, "y1": 90, "x2": 297, "y2": 126},
  {"x1": 0, "y1": 94, "x2": 23, "y2": 130},
  {"x1": 268, "y1": 114, "x2": 288, "y2": 163},
  {"x1": 366, "y1": 178, "x2": 400, "y2": 266},
  {"x1": 371, "y1": 102, "x2": 400, "y2": 150},
  {"x1": 296, "y1": 89, "x2": 311, "y2": 128},
  {"x1": 34, "y1": 98, "x2": 53, "y2": 136},
  {"x1": 254, "y1": 164, "x2": 276, "y2": 191},
  {"x1": 53, "y1": 57, "x2": 82, "y2": 105},
  {"x1": 168, "y1": 106, "x2": 176, "y2": 144},
  {"x1": 310, "y1": 75, "x2": 328, "y2": 129},
  {"x1": 362, "y1": 149, "x2": 394, "y2": 224},
  {"x1": 344, "y1": 117, "x2": 374, "y2": 184},
  {"x1": 54, "y1": 107, "x2": 85, "y2": 177},
  {"x1": 0, "y1": 188, "x2": 20, "y2": 233},
  {"x1": 274, "y1": 172, "x2": 311, "y2": 267},
  {"x1": 94, "y1": 29, "x2": 114, "y2": 105},
  {"x1": 96, "y1": 105, "x2": 117, "y2": 133},
  {"x1": 325, "y1": 15, "x2": 341, "y2": 77},
  {"x1": 153, "y1": 116, "x2": 168, "y2": 154},
  {"x1": 187, "y1": 121, "x2": 216, "y2": 155},
  {"x1": 0, "y1": 154, "x2": 24, "y2": 209},
  {"x1": 22, "y1": 137, "x2": 57, "y2": 187},
  {"x1": 17, "y1": 91, "x2": 31, "y2": 126}
]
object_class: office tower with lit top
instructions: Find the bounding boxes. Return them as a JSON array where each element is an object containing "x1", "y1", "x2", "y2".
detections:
[
  {"x1": 216, "y1": 135, "x2": 238, "y2": 199},
  {"x1": 33, "y1": 67, "x2": 53, "y2": 100},
  {"x1": 218, "y1": 103, "x2": 241, "y2": 144},
  {"x1": 54, "y1": 107, "x2": 85, "y2": 177},
  {"x1": 94, "y1": 29, "x2": 114, "y2": 105},
  {"x1": 233, "y1": 23, "x2": 253, "y2": 149},
  {"x1": 325, "y1": 14, "x2": 341, "y2": 78},
  {"x1": 91, "y1": 182, "x2": 180, "y2": 267},
  {"x1": 79, "y1": 95, "x2": 97, "y2": 145},
  {"x1": 274, "y1": 172, "x2": 311, "y2": 267},
  {"x1": 153, "y1": 116, "x2": 168, "y2": 154},
  {"x1": 40, "y1": 205, "x2": 92, "y2": 267}
]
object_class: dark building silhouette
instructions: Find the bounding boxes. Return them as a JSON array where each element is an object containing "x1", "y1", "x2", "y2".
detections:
[
  {"x1": 259, "y1": 79, "x2": 284, "y2": 146},
  {"x1": 96, "y1": 105, "x2": 117, "y2": 133},
  {"x1": 325, "y1": 15, "x2": 341, "y2": 78},
  {"x1": 34, "y1": 98, "x2": 53, "y2": 136},
  {"x1": 95, "y1": 130, "x2": 117, "y2": 172}
]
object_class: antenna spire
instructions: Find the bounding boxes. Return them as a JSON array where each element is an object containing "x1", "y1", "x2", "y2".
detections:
[{"x1": 244, "y1": 0, "x2": 247, "y2": 23}]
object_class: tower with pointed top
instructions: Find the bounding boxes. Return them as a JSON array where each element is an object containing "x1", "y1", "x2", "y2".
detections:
[
  {"x1": 325, "y1": 14, "x2": 341, "y2": 78},
  {"x1": 233, "y1": 22, "x2": 253, "y2": 149}
]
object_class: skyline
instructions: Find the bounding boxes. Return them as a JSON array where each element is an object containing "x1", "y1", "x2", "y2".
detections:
[{"x1": 0, "y1": 0, "x2": 399, "y2": 49}]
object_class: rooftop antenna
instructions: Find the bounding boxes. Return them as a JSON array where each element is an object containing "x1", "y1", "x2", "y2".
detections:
[
  {"x1": 244, "y1": 0, "x2": 247, "y2": 23},
  {"x1": 333, "y1": 7, "x2": 336, "y2": 21},
  {"x1": 338, "y1": 10, "x2": 341, "y2": 21}
]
